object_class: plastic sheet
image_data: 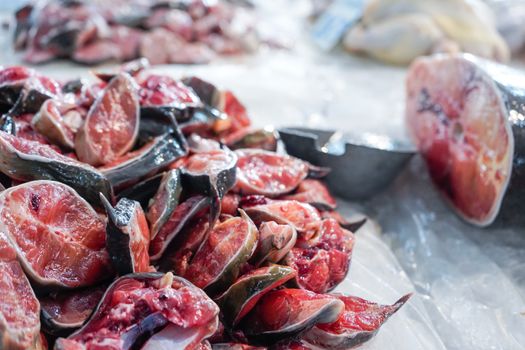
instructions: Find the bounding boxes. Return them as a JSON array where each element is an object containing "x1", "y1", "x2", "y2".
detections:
[
  {"x1": 367, "y1": 158, "x2": 525, "y2": 350},
  {"x1": 333, "y1": 205, "x2": 447, "y2": 350}
]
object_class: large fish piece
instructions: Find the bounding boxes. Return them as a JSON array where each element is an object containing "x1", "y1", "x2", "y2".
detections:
[
  {"x1": 406, "y1": 53, "x2": 525, "y2": 226},
  {"x1": 345, "y1": 0, "x2": 509, "y2": 64}
]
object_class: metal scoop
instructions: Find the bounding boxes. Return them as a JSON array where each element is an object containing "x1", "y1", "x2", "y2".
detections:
[{"x1": 278, "y1": 127, "x2": 416, "y2": 200}]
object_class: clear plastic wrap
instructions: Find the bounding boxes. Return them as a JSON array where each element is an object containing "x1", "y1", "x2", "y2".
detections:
[
  {"x1": 368, "y1": 158, "x2": 525, "y2": 350},
  {"x1": 334, "y1": 203, "x2": 447, "y2": 349}
]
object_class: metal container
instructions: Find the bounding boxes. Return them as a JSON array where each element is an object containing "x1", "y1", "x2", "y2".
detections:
[{"x1": 278, "y1": 127, "x2": 416, "y2": 200}]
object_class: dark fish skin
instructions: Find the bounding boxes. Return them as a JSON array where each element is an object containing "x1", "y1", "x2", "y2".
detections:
[
  {"x1": 182, "y1": 76, "x2": 220, "y2": 107},
  {"x1": 101, "y1": 131, "x2": 188, "y2": 191},
  {"x1": 138, "y1": 107, "x2": 178, "y2": 144},
  {"x1": 101, "y1": 195, "x2": 149, "y2": 275},
  {"x1": 117, "y1": 173, "x2": 163, "y2": 209},
  {"x1": 140, "y1": 105, "x2": 224, "y2": 140},
  {"x1": 487, "y1": 71, "x2": 525, "y2": 226},
  {"x1": 180, "y1": 146, "x2": 237, "y2": 226},
  {"x1": 0, "y1": 114, "x2": 16, "y2": 135},
  {"x1": 45, "y1": 27, "x2": 82, "y2": 56},
  {"x1": 13, "y1": 4, "x2": 34, "y2": 50}
]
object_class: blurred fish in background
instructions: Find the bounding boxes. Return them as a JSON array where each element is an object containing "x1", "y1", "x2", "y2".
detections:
[
  {"x1": 6, "y1": 0, "x2": 261, "y2": 65},
  {"x1": 312, "y1": 0, "x2": 525, "y2": 65}
]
